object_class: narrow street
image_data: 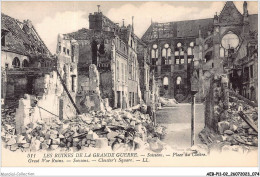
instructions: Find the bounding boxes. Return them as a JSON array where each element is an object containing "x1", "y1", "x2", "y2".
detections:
[{"x1": 156, "y1": 103, "x2": 205, "y2": 150}]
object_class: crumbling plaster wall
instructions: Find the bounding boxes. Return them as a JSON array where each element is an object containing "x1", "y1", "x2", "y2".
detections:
[
  {"x1": 76, "y1": 64, "x2": 106, "y2": 112},
  {"x1": 204, "y1": 74, "x2": 229, "y2": 132},
  {"x1": 77, "y1": 37, "x2": 115, "y2": 109},
  {"x1": 15, "y1": 34, "x2": 80, "y2": 133},
  {"x1": 57, "y1": 34, "x2": 78, "y2": 98},
  {"x1": 15, "y1": 70, "x2": 77, "y2": 134},
  {"x1": 1, "y1": 51, "x2": 29, "y2": 69},
  {"x1": 77, "y1": 40, "x2": 92, "y2": 67}
]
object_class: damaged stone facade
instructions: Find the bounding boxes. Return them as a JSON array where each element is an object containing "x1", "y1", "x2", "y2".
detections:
[
  {"x1": 141, "y1": 1, "x2": 258, "y2": 103},
  {"x1": 204, "y1": 74, "x2": 229, "y2": 132},
  {"x1": 137, "y1": 38, "x2": 150, "y2": 104},
  {"x1": 1, "y1": 13, "x2": 165, "y2": 152},
  {"x1": 1, "y1": 13, "x2": 82, "y2": 134},
  {"x1": 201, "y1": 73, "x2": 258, "y2": 153},
  {"x1": 201, "y1": 1, "x2": 258, "y2": 102},
  {"x1": 62, "y1": 11, "x2": 148, "y2": 110},
  {"x1": 1, "y1": 13, "x2": 54, "y2": 106}
]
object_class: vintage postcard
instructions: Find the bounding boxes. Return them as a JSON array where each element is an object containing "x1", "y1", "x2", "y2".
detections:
[{"x1": 0, "y1": 0, "x2": 259, "y2": 171}]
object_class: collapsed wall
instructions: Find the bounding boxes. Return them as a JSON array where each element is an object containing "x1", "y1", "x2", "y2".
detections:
[
  {"x1": 76, "y1": 64, "x2": 110, "y2": 113},
  {"x1": 14, "y1": 70, "x2": 77, "y2": 134},
  {"x1": 2, "y1": 65, "x2": 168, "y2": 152},
  {"x1": 200, "y1": 74, "x2": 258, "y2": 153},
  {"x1": 204, "y1": 74, "x2": 229, "y2": 132}
]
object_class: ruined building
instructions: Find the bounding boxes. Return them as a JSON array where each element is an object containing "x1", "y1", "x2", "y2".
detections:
[
  {"x1": 1, "y1": 13, "x2": 54, "y2": 105},
  {"x1": 60, "y1": 11, "x2": 146, "y2": 110},
  {"x1": 1, "y1": 13, "x2": 80, "y2": 121},
  {"x1": 141, "y1": 1, "x2": 258, "y2": 103}
]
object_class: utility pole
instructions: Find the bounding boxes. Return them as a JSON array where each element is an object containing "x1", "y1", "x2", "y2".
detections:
[
  {"x1": 190, "y1": 68, "x2": 199, "y2": 146},
  {"x1": 191, "y1": 91, "x2": 196, "y2": 146}
]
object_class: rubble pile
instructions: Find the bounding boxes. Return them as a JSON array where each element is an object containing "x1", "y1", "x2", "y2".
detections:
[
  {"x1": 159, "y1": 97, "x2": 178, "y2": 107},
  {"x1": 199, "y1": 94, "x2": 258, "y2": 154},
  {"x1": 1, "y1": 106, "x2": 167, "y2": 152}
]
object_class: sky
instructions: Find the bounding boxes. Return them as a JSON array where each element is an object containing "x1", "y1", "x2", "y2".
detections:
[{"x1": 2, "y1": 1, "x2": 258, "y2": 54}]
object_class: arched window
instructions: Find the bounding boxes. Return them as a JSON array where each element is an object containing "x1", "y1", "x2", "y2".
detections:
[
  {"x1": 250, "y1": 87, "x2": 255, "y2": 101},
  {"x1": 175, "y1": 51, "x2": 180, "y2": 64},
  {"x1": 162, "y1": 43, "x2": 171, "y2": 65},
  {"x1": 205, "y1": 51, "x2": 213, "y2": 62},
  {"x1": 188, "y1": 47, "x2": 192, "y2": 55},
  {"x1": 180, "y1": 48, "x2": 184, "y2": 64},
  {"x1": 151, "y1": 50, "x2": 156, "y2": 58},
  {"x1": 188, "y1": 42, "x2": 194, "y2": 64},
  {"x1": 220, "y1": 47, "x2": 225, "y2": 57},
  {"x1": 163, "y1": 77, "x2": 169, "y2": 90},
  {"x1": 151, "y1": 44, "x2": 158, "y2": 65},
  {"x1": 12, "y1": 57, "x2": 20, "y2": 68},
  {"x1": 162, "y1": 48, "x2": 167, "y2": 57},
  {"x1": 167, "y1": 48, "x2": 171, "y2": 58},
  {"x1": 175, "y1": 43, "x2": 184, "y2": 65},
  {"x1": 22, "y1": 59, "x2": 29, "y2": 67},
  {"x1": 176, "y1": 76, "x2": 182, "y2": 91},
  {"x1": 187, "y1": 47, "x2": 193, "y2": 64},
  {"x1": 176, "y1": 76, "x2": 182, "y2": 85}
]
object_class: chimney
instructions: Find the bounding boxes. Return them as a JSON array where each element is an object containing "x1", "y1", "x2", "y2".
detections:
[
  {"x1": 132, "y1": 16, "x2": 134, "y2": 32},
  {"x1": 97, "y1": 5, "x2": 101, "y2": 13},
  {"x1": 243, "y1": 1, "x2": 248, "y2": 16},
  {"x1": 122, "y1": 19, "x2": 125, "y2": 27},
  {"x1": 214, "y1": 12, "x2": 218, "y2": 24}
]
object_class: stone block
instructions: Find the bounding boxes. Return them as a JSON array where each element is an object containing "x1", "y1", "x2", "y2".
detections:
[
  {"x1": 50, "y1": 134, "x2": 57, "y2": 139},
  {"x1": 22, "y1": 143, "x2": 30, "y2": 148},
  {"x1": 7, "y1": 138, "x2": 16, "y2": 146},
  {"x1": 50, "y1": 145, "x2": 59, "y2": 150},
  {"x1": 107, "y1": 131, "x2": 118, "y2": 139},
  {"x1": 224, "y1": 130, "x2": 234, "y2": 135},
  {"x1": 52, "y1": 138, "x2": 60, "y2": 145},
  {"x1": 86, "y1": 131, "x2": 99, "y2": 140},
  {"x1": 41, "y1": 143, "x2": 49, "y2": 150},
  {"x1": 218, "y1": 121, "x2": 230, "y2": 134},
  {"x1": 30, "y1": 139, "x2": 41, "y2": 151},
  {"x1": 95, "y1": 138, "x2": 108, "y2": 148},
  {"x1": 10, "y1": 144, "x2": 19, "y2": 151}
]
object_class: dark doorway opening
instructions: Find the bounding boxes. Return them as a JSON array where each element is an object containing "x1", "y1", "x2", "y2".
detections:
[
  {"x1": 27, "y1": 76, "x2": 35, "y2": 94},
  {"x1": 117, "y1": 91, "x2": 121, "y2": 108}
]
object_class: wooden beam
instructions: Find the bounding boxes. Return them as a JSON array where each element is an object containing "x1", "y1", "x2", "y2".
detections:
[{"x1": 238, "y1": 111, "x2": 258, "y2": 133}]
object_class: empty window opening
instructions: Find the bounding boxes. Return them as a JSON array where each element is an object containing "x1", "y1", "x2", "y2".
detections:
[
  {"x1": 163, "y1": 77, "x2": 169, "y2": 90},
  {"x1": 71, "y1": 75, "x2": 76, "y2": 92},
  {"x1": 1, "y1": 34, "x2": 6, "y2": 46},
  {"x1": 12, "y1": 57, "x2": 20, "y2": 68},
  {"x1": 22, "y1": 60, "x2": 29, "y2": 67},
  {"x1": 176, "y1": 76, "x2": 182, "y2": 90}
]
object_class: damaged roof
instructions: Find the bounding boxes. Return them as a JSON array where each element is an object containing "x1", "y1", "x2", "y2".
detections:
[
  {"x1": 64, "y1": 28, "x2": 116, "y2": 41},
  {"x1": 141, "y1": 18, "x2": 214, "y2": 42},
  {"x1": 249, "y1": 14, "x2": 258, "y2": 33},
  {"x1": 1, "y1": 13, "x2": 52, "y2": 58}
]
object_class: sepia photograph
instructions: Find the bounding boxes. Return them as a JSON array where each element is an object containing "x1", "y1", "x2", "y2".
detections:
[{"x1": 0, "y1": 0, "x2": 259, "y2": 175}]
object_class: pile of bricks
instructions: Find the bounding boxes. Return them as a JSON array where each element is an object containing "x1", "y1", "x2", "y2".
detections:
[
  {"x1": 199, "y1": 93, "x2": 258, "y2": 154},
  {"x1": 1, "y1": 106, "x2": 167, "y2": 152}
]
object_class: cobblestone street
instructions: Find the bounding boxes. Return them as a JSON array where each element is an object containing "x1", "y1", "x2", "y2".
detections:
[{"x1": 156, "y1": 104, "x2": 205, "y2": 149}]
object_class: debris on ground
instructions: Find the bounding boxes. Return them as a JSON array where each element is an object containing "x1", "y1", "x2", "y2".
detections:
[
  {"x1": 1, "y1": 104, "x2": 167, "y2": 152},
  {"x1": 199, "y1": 93, "x2": 258, "y2": 154},
  {"x1": 159, "y1": 97, "x2": 178, "y2": 107}
]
